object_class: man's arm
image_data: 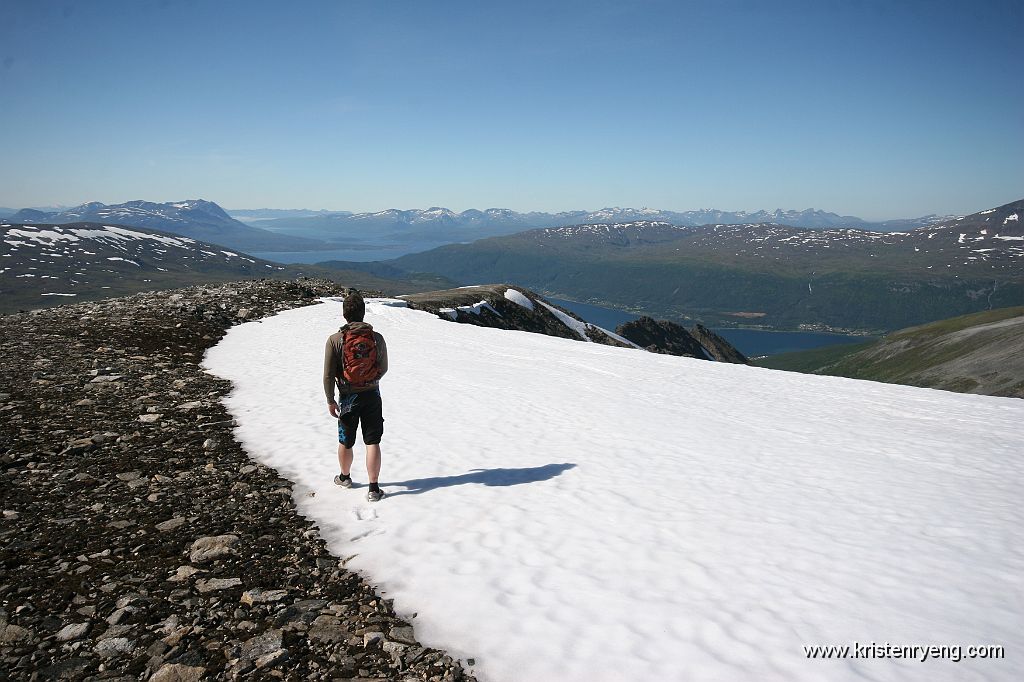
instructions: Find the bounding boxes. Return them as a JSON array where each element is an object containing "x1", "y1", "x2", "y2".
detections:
[
  {"x1": 375, "y1": 333, "x2": 388, "y2": 379},
  {"x1": 323, "y1": 337, "x2": 338, "y2": 411}
]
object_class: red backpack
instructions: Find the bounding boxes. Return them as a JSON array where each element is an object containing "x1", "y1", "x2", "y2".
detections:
[{"x1": 341, "y1": 326, "x2": 380, "y2": 388}]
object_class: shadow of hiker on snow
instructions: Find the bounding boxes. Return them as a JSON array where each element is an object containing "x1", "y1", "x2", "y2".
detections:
[{"x1": 384, "y1": 462, "x2": 576, "y2": 497}]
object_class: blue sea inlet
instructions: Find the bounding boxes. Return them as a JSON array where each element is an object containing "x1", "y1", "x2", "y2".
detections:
[{"x1": 546, "y1": 298, "x2": 873, "y2": 358}]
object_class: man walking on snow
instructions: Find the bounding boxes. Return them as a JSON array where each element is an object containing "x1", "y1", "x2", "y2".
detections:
[{"x1": 323, "y1": 291, "x2": 389, "y2": 501}]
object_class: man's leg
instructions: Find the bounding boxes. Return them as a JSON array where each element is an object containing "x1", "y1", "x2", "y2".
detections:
[
  {"x1": 335, "y1": 414, "x2": 357, "y2": 486},
  {"x1": 366, "y1": 444, "x2": 381, "y2": 484},
  {"x1": 337, "y1": 443, "x2": 354, "y2": 476}
]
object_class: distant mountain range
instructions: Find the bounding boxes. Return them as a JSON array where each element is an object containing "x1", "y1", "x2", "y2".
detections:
[
  {"x1": 360, "y1": 199, "x2": 1024, "y2": 333},
  {"x1": 2, "y1": 201, "x2": 955, "y2": 256},
  {"x1": 240, "y1": 205, "x2": 954, "y2": 244},
  {"x1": 4, "y1": 200, "x2": 325, "y2": 253}
]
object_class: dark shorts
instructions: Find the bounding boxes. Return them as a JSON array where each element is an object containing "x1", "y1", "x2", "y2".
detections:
[{"x1": 337, "y1": 389, "x2": 384, "y2": 448}]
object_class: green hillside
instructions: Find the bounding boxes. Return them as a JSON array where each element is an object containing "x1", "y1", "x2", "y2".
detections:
[{"x1": 758, "y1": 307, "x2": 1024, "y2": 397}]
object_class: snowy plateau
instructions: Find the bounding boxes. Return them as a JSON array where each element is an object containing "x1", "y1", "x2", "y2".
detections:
[{"x1": 205, "y1": 297, "x2": 1023, "y2": 682}]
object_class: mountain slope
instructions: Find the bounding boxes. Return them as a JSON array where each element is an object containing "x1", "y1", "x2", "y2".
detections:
[
  {"x1": 759, "y1": 306, "x2": 1024, "y2": 397},
  {"x1": 8, "y1": 200, "x2": 325, "y2": 252},
  {"x1": 206, "y1": 296, "x2": 1024, "y2": 682},
  {"x1": 387, "y1": 200, "x2": 1024, "y2": 333},
  {"x1": 1, "y1": 221, "x2": 289, "y2": 312}
]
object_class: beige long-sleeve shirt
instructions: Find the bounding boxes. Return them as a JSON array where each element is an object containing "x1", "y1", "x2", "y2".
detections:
[{"x1": 323, "y1": 322, "x2": 388, "y2": 402}]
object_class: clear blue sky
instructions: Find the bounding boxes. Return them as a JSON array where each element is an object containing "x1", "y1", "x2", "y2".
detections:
[{"x1": 0, "y1": 0, "x2": 1020, "y2": 219}]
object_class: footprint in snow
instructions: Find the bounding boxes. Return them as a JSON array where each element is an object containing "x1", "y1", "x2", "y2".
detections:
[{"x1": 352, "y1": 507, "x2": 378, "y2": 522}]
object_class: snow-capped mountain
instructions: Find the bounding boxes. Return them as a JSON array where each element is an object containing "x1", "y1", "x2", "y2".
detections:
[
  {"x1": 206, "y1": 295, "x2": 1024, "y2": 682},
  {"x1": 0, "y1": 221, "x2": 286, "y2": 312},
  {"x1": 7, "y1": 200, "x2": 324, "y2": 253}
]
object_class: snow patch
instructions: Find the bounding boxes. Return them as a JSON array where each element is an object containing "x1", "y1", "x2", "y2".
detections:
[
  {"x1": 4, "y1": 228, "x2": 81, "y2": 245},
  {"x1": 538, "y1": 299, "x2": 590, "y2": 340},
  {"x1": 439, "y1": 300, "x2": 502, "y2": 320},
  {"x1": 205, "y1": 299, "x2": 1024, "y2": 682},
  {"x1": 503, "y1": 288, "x2": 534, "y2": 310}
]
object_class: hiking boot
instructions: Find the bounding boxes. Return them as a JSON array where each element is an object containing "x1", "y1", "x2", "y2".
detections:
[
  {"x1": 334, "y1": 474, "x2": 353, "y2": 488},
  {"x1": 366, "y1": 488, "x2": 385, "y2": 502}
]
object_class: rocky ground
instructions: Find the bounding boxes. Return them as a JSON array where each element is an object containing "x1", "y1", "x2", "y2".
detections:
[{"x1": 0, "y1": 279, "x2": 477, "y2": 681}]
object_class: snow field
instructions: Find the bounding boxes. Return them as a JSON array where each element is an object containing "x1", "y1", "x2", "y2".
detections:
[{"x1": 204, "y1": 298, "x2": 1024, "y2": 682}]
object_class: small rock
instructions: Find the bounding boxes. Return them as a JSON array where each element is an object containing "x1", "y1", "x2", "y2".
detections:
[
  {"x1": 188, "y1": 534, "x2": 239, "y2": 563},
  {"x1": 115, "y1": 470, "x2": 142, "y2": 481},
  {"x1": 389, "y1": 625, "x2": 417, "y2": 645},
  {"x1": 106, "y1": 608, "x2": 131, "y2": 625},
  {"x1": 94, "y1": 636, "x2": 135, "y2": 658},
  {"x1": 61, "y1": 437, "x2": 97, "y2": 455},
  {"x1": 139, "y1": 413, "x2": 162, "y2": 423},
  {"x1": 308, "y1": 615, "x2": 350, "y2": 644},
  {"x1": 195, "y1": 577, "x2": 242, "y2": 593},
  {"x1": 255, "y1": 648, "x2": 288, "y2": 668},
  {"x1": 0, "y1": 622, "x2": 34, "y2": 643},
  {"x1": 168, "y1": 565, "x2": 202, "y2": 582},
  {"x1": 383, "y1": 641, "x2": 408, "y2": 659},
  {"x1": 240, "y1": 589, "x2": 289, "y2": 605},
  {"x1": 150, "y1": 663, "x2": 206, "y2": 682},
  {"x1": 238, "y1": 629, "x2": 283, "y2": 660},
  {"x1": 176, "y1": 401, "x2": 202, "y2": 411},
  {"x1": 155, "y1": 517, "x2": 187, "y2": 532},
  {"x1": 363, "y1": 631, "x2": 384, "y2": 648}
]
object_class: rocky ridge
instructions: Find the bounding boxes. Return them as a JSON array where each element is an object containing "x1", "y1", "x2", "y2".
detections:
[
  {"x1": 399, "y1": 285, "x2": 633, "y2": 348},
  {"x1": 614, "y1": 317, "x2": 749, "y2": 363},
  {"x1": 0, "y1": 279, "x2": 476, "y2": 681}
]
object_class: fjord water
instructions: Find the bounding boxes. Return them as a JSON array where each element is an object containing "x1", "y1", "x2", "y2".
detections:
[
  {"x1": 251, "y1": 240, "x2": 449, "y2": 263},
  {"x1": 547, "y1": 297, "x2": 873, "y2": 357}
]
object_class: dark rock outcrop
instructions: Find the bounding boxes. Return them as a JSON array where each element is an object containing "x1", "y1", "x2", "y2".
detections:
[
  {"x1": 692, "y1": 324, "x2": 750, "y2": 364},
  {"x1": 0, "y1": 279, "x2": 476, "y2": 681},
  {"x1": 614, "y1": 317, "x2": 710, "y2": 359}
]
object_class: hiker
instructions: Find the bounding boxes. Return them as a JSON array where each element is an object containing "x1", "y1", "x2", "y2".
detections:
[{"x1": 323, "y1": 291, "x2": 389, "y2": 501}]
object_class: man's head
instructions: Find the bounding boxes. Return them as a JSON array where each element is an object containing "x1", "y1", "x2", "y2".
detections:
[{"x1": 343, "y1": 290, "x2": 366, "y2": 323}]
